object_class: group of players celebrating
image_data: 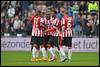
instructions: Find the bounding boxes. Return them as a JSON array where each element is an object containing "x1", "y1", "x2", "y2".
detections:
[{"x1": 29, "y1": 7, "x2": 73, "y2": 63}]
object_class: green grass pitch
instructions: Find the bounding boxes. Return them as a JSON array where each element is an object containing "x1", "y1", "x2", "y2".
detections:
[{"x1": 1, "y1": 51, "x2": 99, "y2": 66}]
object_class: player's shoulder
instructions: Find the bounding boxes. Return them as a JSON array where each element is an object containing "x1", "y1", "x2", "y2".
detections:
[
  {"x1": 31, "y1": 15, "x2": 34, "y2": 19},
  {"x1": 56, "y1": 17, "x2": 60, "y2": 21},
  {"x1": 67, "y1": 16, "x2": 73, "y2": 20},
  {"x1": 63, "y1": 15, "x2": 69, "y2": 19}
]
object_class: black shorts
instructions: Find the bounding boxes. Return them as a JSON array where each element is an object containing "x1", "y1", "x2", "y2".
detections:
[
  {"x1": 62, "y1": 37, "x2": 72, "y2": 47},
  {"x1": 52, "y1": 36, "x2": 59, "y2": 49},
  {"x1": 47, "y1": 35, "x2": 54, "y2": 46},
  {"x1": 44, "y1": 35, "x2": 51, "y2": 45},
  {"x1": 30, "y1": 36, "x2": 43, "y2": 46}
]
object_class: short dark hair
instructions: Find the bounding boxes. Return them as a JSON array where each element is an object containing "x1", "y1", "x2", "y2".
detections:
[
  {"x1": 51, "y1": 9, "x2": 57, "y2": 14},
  {"x1": 50, "y1": 7, "x2": 57, "y2": 14},
  {"x1": 36, "y1": 10, "x2": 41, "y2": 16}
]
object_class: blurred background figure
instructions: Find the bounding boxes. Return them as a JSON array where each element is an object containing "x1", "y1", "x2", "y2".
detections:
[
  {"x1": 88, "y1": 1, "x2": 98, "y2": 15},
  {"x1": 4, "y1": 19, "x2": 11, "y2": 36},
  {"x1": 13, "y1": 15, "x2": 22, "y2": 36},
  {"x1": 73, "y1": 13, "x2": 83, "y2": 37},
  {"x1": 7, "y1": 5, "x2": 15, "y2": 18}
]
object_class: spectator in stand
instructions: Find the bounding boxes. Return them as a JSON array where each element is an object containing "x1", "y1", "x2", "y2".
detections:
[
  {"x1": 96, "y1": 17, "x2": 99, "y2": 36},
  {"x1": 9, "y1": 17, "x2": 15, "y2": 35},
  {"x1": 73, "y1": 13, "x2": 83, "y2": 36},
  {"x1": 46, "y1": 1, "x2": 57, "y2": 8},
  {"x1": 20, "y1": 21, "x2": 26, "y2": 36},
  {"x1": 83, "y1": 14, "x2": 94, "y2": 37},
  {"x1": 1, "y1": 17, "x2": 5, "y2": 36},
  {"x1": 4, "y1": 19, "x2": 11, "y2": 36},
  {"x1": 13, "y1": 15, "x2": 21, "y2": 35},
  {"x1": 28, "y1": 2, "x2": 34, "y2": 12},
  {"x1": 36, "y1": 2, "x2": 47, "y2": 13},
  {"x1": 73, "y1": 1, "x2": 79, "y2": 23},
  {"x1": 73, "y1": 1, "x2": 79, "y2": 14},
  {"x1": 82, "y1": 13, "x2": 87, "y2": 37},
  {"x1": 79, "y1": 1, "x2": 88, "y2": 13},
  {"x1": 67, "y1": 2, "x2": 73, "y2": 17},
  {"x1": 11, "y1": 1, "x2": 16, "y2": 8},
  {"x1": 88, "y1": 1, "x2": 98, "y2": 15},
  {"x1": 92, "y1": 14, "x2": 99, "y2": 36},
  {"x1": 1, "y1": 1, "x2": 10, "y2": 18},
  {"x1": 56, "y1": 7, "x2": 65, "y2": 20},
  {"x1": 15, "y1": 1, "x2": 21, "y2": 17},
  {"x1": 7, "y1": 5, "x2": 15, "y2": 18},
  {"x1": 20, "y1": 1, "x2": 29, "y2": 19},
  {"x1": 24, "y1": 18, "x2": 32, "y2": 36},
  {"x1": 56, "y1": 1, "x2": 64, "y2": 8},
  {"x1": 22, "y1": 11, "x2": 33, "y2": 36}
]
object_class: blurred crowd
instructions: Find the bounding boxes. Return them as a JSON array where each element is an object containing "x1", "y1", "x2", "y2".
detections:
[{"x1": 1, "y1": 1, "x2": 99, "y2": 37}]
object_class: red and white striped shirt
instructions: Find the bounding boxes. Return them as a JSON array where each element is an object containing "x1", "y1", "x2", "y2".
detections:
[
  {"x1": 50, "y1": 17, "x2": 61, "y2": 37},
  {"x1": 31, "y1": 16, "x2": 44, "y2": 37},
  {"x1": 43, "y1": 18, "x2": 51, "y2": 35},
  {"x1": 61, "y1": 16, "x2": 73, "y2": 37}
]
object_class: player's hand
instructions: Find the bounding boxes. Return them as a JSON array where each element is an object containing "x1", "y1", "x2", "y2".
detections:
[
  {"x1": 62, "y1": 26, "x2": 65, "y2": 31},
  {"x1": 61, "y1": 37, "x2": 63, "y2": 40}
]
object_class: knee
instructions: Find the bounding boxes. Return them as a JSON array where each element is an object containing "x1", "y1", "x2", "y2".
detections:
[
  {"x1": 68, "y1": 47, "x2": 72, "y2": 49},
  {"x1": 47, "y1": 44, "x2": 52, "y2": 49},
  {"x1": 33, "y1": 44, "x2": 37, "y2": 48},
  {"x1": 41, "y1": 44, "x2": 45, "y2": 48}
]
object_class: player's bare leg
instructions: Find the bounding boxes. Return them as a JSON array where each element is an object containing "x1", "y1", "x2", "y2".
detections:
[
  {"x1": 31, "y1": 44, "x2": 37, "y2": 62},
  {"x1": 67, "y1": 47, "x2": 72, "y2": 63},
  {"x1": 35, "y1": 49, "x2": 40, "y2": 61},
  {"x1": 47, "y1": 44, "x2": 57, "y2": 62},
  {"x1": 59, "y1": 46, "x2": 67, "y2": 62},
  {"x1": 39, "y1": 44, "x2": 48, "y2": 61},
  {"x1": 58, "y1": 37, "x2": 67, "y2": 62}
]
